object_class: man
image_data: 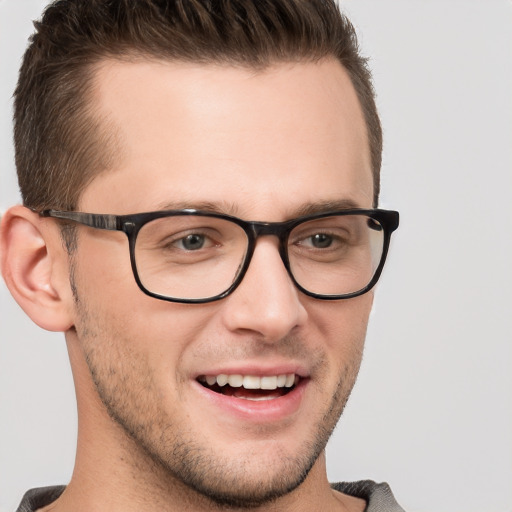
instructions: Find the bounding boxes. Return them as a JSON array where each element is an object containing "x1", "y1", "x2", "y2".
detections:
[{"x1": 1, "y1": 0, "x2": 402, "y2": 510}]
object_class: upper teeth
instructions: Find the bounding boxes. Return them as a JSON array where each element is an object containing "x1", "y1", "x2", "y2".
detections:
[{"x1": 201, "y1": 373, "x2": 296, "y2": 389}]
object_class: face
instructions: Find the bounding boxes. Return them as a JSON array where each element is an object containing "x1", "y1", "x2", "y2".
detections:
[{"x1": 69, "y1": 58, "x2": 374, "y2": 506}]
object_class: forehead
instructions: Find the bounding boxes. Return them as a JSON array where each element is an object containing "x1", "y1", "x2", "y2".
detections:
[{"x1": 81, "y1": 58, "x2": 373, "y2": 218}]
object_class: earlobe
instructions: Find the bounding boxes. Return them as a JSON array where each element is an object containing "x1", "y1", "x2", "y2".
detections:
[{"x1": 1, "y1": 205, "x2": 74, "y2": 332}]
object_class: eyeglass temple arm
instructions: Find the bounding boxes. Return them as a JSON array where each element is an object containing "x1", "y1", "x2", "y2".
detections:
[{"x1": 38, "y1": 209, "x2": 120, "y2": 231}]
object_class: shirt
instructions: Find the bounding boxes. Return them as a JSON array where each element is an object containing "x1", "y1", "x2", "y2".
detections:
[{"x1": 16, "y1": 480, "x2": 405, "y2": 511}]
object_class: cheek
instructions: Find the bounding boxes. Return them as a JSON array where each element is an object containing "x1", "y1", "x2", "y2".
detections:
[
  {"x1": 71, "y1": 242, "x2": 220, "y2": 371},
  {"x1": 73, "y1": 230, "x2": 137, "y2": 303},
  {"x1": 306, "y1": 294, "x2": 372, "y2": 378},
  {"x1": 308, "y1": 293, "x2": 373, "y2": 347}
]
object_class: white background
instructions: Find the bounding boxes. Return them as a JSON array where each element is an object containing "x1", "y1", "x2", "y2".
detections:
[{"x1": 1, "y1": 1, "x2": 511, "y2": 511}]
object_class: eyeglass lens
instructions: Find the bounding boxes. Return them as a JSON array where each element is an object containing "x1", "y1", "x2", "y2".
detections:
[{"x1": 134, "y1": 214, "x2": 385, "y2": 301}]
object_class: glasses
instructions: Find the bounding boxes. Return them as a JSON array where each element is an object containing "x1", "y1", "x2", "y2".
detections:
[{"x1": 39, "y1": 208, "x2": 399, "y2": 303}]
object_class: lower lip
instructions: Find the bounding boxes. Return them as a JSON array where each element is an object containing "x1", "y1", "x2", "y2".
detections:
[{"x1": 193, "y1": 378, "x2": 308, "y2": 423}]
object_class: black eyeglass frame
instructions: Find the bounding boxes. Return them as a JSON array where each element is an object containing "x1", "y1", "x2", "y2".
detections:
[{"x1": 39, "y1": 208, "x2": 399, "y2": 304}]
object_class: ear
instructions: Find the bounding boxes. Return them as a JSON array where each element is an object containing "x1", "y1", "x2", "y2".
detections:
[{"x1": 1, "y1": 205, "x2": 74, "y2": 332}]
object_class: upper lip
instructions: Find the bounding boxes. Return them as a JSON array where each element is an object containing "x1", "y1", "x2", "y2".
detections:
[{"x1": 193, "y1": 363, "x2": 309, "y2": 379}]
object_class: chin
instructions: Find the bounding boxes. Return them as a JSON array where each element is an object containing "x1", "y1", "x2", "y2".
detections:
[{"x1": 158, "y1": 441, "x2": 320, "y2": 509}]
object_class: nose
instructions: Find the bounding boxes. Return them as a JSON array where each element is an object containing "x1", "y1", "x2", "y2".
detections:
[{"x1": 221, "y1": 237, "x2": 308, "y2": 341}]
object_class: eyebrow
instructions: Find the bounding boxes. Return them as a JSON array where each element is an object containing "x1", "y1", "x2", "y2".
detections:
[
  {"x1": 155, "y1": 198, "x2": 364, "y2": 220},
  {"x1": 292, "y1": 199, "x2": 363, "y2": 217},
  {"x1": 156, "y1": 200, "x2": 241, "y2": 216}
]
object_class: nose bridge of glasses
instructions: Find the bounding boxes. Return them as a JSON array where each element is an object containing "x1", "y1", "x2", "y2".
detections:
[
  {"x1": 250, "y1": 220, "x2": 292, "y2": 240},
  {"x1": 249, "y1": 220, "x2": 291, "y2": 260},
  {"x1": 239, "y1": 222, "x2": 296, "y2": 297}
]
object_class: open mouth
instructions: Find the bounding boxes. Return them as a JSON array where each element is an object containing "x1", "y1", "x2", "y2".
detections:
[{"x1": 197, "y1": 373, "x2": 300, "y2": 401}]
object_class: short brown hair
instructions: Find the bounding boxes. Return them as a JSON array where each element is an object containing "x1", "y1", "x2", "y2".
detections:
[{"x1": 14, "y1": 0, "x2": 382, "y2": 211}]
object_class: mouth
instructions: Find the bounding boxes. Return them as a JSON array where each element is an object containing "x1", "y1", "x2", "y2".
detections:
[{"x1": 197, "y1": 373, "x2": 300, "y2": 401}]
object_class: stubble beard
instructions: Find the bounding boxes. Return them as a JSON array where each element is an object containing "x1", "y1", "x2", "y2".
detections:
[{"x1": 71, "y1": 279, "x2": 364, "y2": 509}]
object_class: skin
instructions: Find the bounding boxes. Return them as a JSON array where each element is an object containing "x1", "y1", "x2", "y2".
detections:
[{"x1": 1, "y1": 58, "x2": 374, "y2": 511}]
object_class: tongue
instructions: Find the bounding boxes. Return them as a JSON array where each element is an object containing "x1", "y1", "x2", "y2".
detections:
[{"x1": 222, "y1": 386, "x2": 286, "y2": 400}]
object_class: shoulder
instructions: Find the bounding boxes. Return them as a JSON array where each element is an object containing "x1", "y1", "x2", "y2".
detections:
[
  {"x1": 15, "y1": 486, "x2": 65, "y2": 512},
  {"x1": 332, "y1": 480, "x2": 406, "y2": 512}
]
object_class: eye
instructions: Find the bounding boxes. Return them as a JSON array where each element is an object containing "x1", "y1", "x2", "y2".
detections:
[
  {"x1": 174, "y1": 233, "x2": 209, "y2": 251},
  {"x1": 297, "y1": 231, "x2": 346, "y2": 250},
  {"x1": 307, "y1": 233, "x2": 334, "y2": 249},
  {"x1": 292, "y1": 229, "x2": 350, "y2": 259}
]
